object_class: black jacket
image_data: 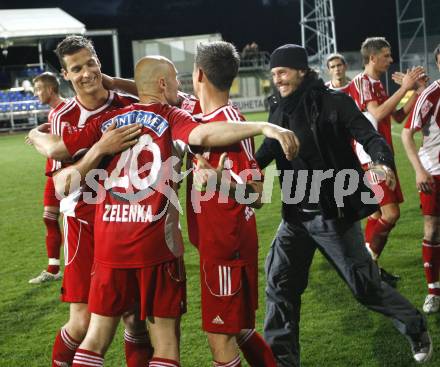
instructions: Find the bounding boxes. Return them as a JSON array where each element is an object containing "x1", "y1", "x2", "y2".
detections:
[{"x1": 255, "y1": 77, "x2": 395, "y2": 223}]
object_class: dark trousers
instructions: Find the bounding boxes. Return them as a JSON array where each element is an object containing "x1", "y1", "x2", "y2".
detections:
[{"x1": 263, "y1": 216, "x2": 426, "y2": 367}]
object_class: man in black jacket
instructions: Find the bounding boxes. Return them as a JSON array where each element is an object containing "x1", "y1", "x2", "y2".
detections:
[{"x1": 257, "y1": 44, "x2": 432, "y2": 366}]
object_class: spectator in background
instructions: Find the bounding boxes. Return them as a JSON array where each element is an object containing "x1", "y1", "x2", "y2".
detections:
[{"x1": 242, "y1": 42, "x2": 260, "y2": 67}]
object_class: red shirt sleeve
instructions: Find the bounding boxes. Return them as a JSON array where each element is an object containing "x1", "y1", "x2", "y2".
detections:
[
  {"x1": 405, "y1": 92, "x2": 434, "y2": 131},
  {"x1": 62, "y1": 117, "x2": 102, "y2": 158},
  {"x1": 168, "y1": 107, "x2": 200, "y2": 145}
]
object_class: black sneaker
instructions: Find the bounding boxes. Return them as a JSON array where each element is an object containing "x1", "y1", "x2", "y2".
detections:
[
  {"x1": 407, "y1": 331, "x2": 433, "y2": 363},
  {"x1": 380, "y1": 267, "x2": 400, "y2": 288}
]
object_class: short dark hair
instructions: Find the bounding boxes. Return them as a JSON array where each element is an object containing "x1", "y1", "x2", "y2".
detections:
[
  {"x1": 434, "y1": 44, "x2": 440, "y2": 63},
  {"x1": 55, "y1": 35, "x2": 97, "y2": 69},
  {"x1": 326, "y1": 53, "x2": 346, "y2": 68},
  {"x1": 195, "y1": 41, "x2": 240, "y2": 91},
  {"x1": 33, "y1": 72, "x2": 60, "y2": 94},
  {"x1": 361, "y1": 37, "x2": 391, "y2": 65}
]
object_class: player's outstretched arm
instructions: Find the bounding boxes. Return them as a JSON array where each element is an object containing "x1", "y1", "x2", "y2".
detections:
[
  {"x1": 367, "y1": 67, "x2": 425, "y2": 122},
  {"x1": 102, "y1": 74, "x2": 138, "y2": 96},
  {"x1": 188, "y1": 121, "x2": 299, "y2": 161}
]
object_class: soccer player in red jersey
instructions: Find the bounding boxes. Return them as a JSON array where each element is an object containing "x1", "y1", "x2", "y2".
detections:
[
  {"x1": 29, "y1": 56, "x2": 297, "y2": 367},
  {"x1": 187, "y1": 41, "x2": 277, "y2": 367},
  {"x1": 29, "y1": 72, "x2": 65, "y2": 284},
  {"x1": 349, "y1": 37, "x2": 425, "y2": 285},
  {"x1": 325, "y1": 53, "x2": 351, "y2": 95},
  {"x1": 28, "y1": 36, "x2": 152, "y2": 367},
  {"x1": 402, "y1": 45, "x2": 440, "y2": 314},
  {"x1": 102, "y1": 66, "x2": 277, "y2": 366}
]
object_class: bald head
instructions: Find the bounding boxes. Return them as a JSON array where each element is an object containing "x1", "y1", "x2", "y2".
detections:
[{"x1": 135, "y1": 56, "x2": 177, "y2": 99}]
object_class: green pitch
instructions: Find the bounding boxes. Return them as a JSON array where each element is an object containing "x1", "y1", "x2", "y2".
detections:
[{"x1": 0, "y1": 113, "x2": 438, "y2": 366}]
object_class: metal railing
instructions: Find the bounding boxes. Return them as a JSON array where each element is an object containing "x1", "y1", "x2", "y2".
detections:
[{"x1": 0, "y1": 100, "x2": 49, "y2": 132}]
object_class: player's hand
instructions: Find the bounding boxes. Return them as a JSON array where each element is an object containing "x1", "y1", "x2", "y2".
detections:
[
  {"x1": 95, "y1": 121, "x2": 142, "y2": 155},
  {"x1": 262, "y1": 125, "x2": 299, "y2": 160},
  {"x1": 416, "y1": 168, "x2": 434, "y2": 194},
  {"x1": 24, "y1": 135, "x2": 33, "y2": 145},
  {"x1": 193, "y1": 153, "x2": 227, "y2": 192},
  {"x1": 401, "y1": 67, "x2": 426, "y2": 91},
  {"x1": 368, "y1": 164, "x2": 396, "y2": 191},
  {"x1": 392, "y1": 71, "x2": 405, "y2": 86},
  {"x1": 25, "y1": 123, "x2": 50, "y2": 145}
]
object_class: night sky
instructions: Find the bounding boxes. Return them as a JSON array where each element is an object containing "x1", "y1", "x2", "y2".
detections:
[{"x1": 1, "y1": 0, "x2": 439, "y2": 77}]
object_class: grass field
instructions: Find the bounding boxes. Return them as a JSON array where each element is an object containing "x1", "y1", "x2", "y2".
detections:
[{"x1": 0, "y1": 112, "x2": 439, "y2": 366}]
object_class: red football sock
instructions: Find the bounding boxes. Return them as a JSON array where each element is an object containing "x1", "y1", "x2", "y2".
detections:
[
  {"x1": 237, "y1": 329, "x2": 276, "y2": 367},
  {"x1": 72, "y1": 348, "x2": 104, "y2": 367},
  {"x1": 44, "y1": 213, "x2": 62, "y2": 274},
  {"x1": 52, "y1": 328, "x2": 80, "y2": 367},
  {"x1": 124, "y1": 330, "x2": 154, "y2": 366},
  {"x1": 367, "y1": 218, "x2": 394, "y2": 259},
  {"x1": 149, "y1": 357, "x2": 180, "y2": 367},
  {"x1": 214, "y1": 355, "x2": 241, "y2": 367},
  {"x1": 422, "y1": 240, "x2": 440, "y2": 296},
  {"x1": 364, "y1": 216, "x2": 378, "y2": 244}
]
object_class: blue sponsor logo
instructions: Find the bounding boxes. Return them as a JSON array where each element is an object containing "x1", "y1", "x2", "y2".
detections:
[{"x1": 101, "y1": 110, "x2": 169, "y2": 137}]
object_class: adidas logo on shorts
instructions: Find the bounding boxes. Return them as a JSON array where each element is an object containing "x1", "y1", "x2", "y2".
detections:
[
  {"x1": 54, "y1": 361, "x2": 70, "y2": 367},
  {"x1": 212, "y1": 315, "x2": 224, "y2": 325}
]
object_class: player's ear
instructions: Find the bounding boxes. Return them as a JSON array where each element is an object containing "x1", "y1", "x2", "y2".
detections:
[
  {"x1": 61, "y1": 68, "x2": 69, "y2": 81},
  {"x1": 197, "y1": 68, "x2": 204, "y2": 83},
  {"x1": 158, "y1": 76, "x2": 166, "y2": 91}
]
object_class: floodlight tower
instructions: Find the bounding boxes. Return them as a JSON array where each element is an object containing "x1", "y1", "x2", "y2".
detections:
[
  {"x1": 395, "y1": 0, "x2": 428, "y2": 74},
  {"x1": 300, "y1": 0, "x2": 337, "y2": 70}
]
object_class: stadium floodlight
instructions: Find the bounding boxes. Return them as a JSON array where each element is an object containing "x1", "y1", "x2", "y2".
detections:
[{"x1": 300, "y1": 0, "x2": 337, "y2": 71}]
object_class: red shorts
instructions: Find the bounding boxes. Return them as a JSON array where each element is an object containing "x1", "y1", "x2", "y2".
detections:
[
  {"x1": 88, "y1": 257, "x2": 187, "y2": 320},
  {"x1": 200, "y1": 258, "x2": 258, "y2": 334},
  {"x1": 420, "y1": 175, "x2": 440, "y2": 216},
  {"x1": 43, "y1": 177, "x2": 60, "y2": 207},
  {"x1": 61, "y1": 216, "x2": 94, "y2": 303},
  {"x1": 363, "y1": 163, "x2": 404, "y2": 206}
]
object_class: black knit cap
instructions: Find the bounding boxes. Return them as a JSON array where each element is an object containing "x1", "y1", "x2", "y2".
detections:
[{"x1": 270, "y1": 44, "x2": 308, "y2": 70}]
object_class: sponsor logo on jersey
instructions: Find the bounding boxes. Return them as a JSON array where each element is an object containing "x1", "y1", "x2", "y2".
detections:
[
  {"x1": 101, "y1": 110, "x2": 169, "y2": 137},
  {"x1": 421, "y1": 99, "x2": 433, "y2": 119},
  {"x1": 181, "y1": 98, "x2": 196, "y2": 113}
]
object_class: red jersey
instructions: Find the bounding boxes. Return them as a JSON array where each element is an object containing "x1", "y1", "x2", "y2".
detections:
[
  {"x1": 349, "y1": 72, "x2": 392, "y2": 145},
  {"x1": 49, "y1": 91, "x2": 136, "y2": 223},
  {"x1": 45, "y1": 100, "x2": 67, "y2": 175},
  {"x1": 63, "y1": 103, "x2": 199, "y2": 268},
  {"x1": 405, "y1": 81, "x2": 440, "y2": 175},
  {"x1": 349, "y1": 73, "x2": 393, "y2": 164},
  {"x1": 325, "y1": 80, "x2": 351, "y2": 95},
  {"x1": 187, "y1": 105, "x2": 262, "y2": 262},
  {"x1": 178, "y1": 91, "x2": 203, "y2": 120}
]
